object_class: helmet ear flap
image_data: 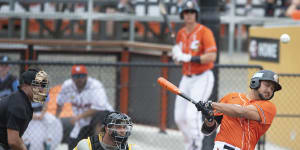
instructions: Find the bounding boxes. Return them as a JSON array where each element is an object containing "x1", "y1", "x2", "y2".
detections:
[{"x1": 250, "y1": 78, "x2": 260, "y2": 89}]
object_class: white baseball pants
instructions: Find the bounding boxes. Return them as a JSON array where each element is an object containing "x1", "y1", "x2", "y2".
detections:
[{"x1": 174, "y1": 70, "x2": 214, "y2": 150}]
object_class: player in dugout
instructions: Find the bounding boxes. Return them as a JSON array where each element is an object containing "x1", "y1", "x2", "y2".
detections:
[
  {"x1": 0, "y1": 68, "x2": 49, "y2": 150},
  {"x1": 196, "y1": 70, "x2": 281, "y2": 150},
  {"x1": 73, "y1": 111, "x2": 134, "y2": 150}
]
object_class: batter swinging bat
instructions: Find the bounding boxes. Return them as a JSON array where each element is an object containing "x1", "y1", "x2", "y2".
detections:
[
  {"x1": 158, "y1": 0, "x2": 175, "y2": 43},
  {"x1": 157, "y1": 77, "x2": 197, "y2": 104}
]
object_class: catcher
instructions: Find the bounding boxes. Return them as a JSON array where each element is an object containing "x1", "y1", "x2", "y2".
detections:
[
  {"x1": 73, "y1": 111, "x2": 134, "y2": 150},
  {"x1": 196, "y1": 70, "x2": 281, "y2": 150}
]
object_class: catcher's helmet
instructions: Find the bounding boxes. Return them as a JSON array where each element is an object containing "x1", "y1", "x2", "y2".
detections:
[
  {"x1": 250, "y1": 70, "x2": 282, "y2": 92},
  {"x1": 104, "y1": 112, "x2": 133, "y2": 150},
  {"x1": 179, "y1": 0, "x2": 200, "y2": 20}
]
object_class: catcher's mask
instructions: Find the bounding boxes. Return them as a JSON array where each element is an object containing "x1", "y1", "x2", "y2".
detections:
[
  {"x1": 104, "y1": 112, "x2": 133, "y2": 150},
  {"x1": 20, "y1": 69, "x2": 49, "y2": 103},
  {"x1": 179, "y1": 0, "x2": 200, "y2": 20},
  {"x1": 250, "y1": 70, "x2": 281, "y2": 100}
]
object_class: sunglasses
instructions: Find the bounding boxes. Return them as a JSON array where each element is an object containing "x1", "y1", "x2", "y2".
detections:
[{"x1": 72, "y1": 74, "x2": 87, "y2": 79}]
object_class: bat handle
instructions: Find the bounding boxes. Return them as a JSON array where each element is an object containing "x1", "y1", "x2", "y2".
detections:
[{"x1": 179, "y1": 93, "x2": 197, "y2": 105}]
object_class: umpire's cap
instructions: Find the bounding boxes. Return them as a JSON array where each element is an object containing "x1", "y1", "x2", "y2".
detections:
[
  {"x1": 19, "y1": 68, "x2": 40, "y2": 85},
  {"x1": 250, "y1": 70, "x2": 282, "y2": 92},
  {"x1": 179, "y1": 0, "x2": 200, "y2": 19}
]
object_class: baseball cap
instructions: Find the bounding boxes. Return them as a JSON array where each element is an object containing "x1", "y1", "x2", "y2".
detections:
[
  {"x1": 20, "y1": 68, "x2": 39, "y2": 85},
  {"x1": 71, "y1": 65, "x2": 88, "y2": 78}
]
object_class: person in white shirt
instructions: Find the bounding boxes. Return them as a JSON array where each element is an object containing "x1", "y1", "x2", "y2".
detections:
[{"x1": 56, "y1": 65, "x2": 113, "y2": 150}]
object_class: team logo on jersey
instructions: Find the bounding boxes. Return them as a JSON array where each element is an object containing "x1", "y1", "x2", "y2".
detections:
[{"x1": 190, "y1": 40, "x2": 200, "y2": 51}]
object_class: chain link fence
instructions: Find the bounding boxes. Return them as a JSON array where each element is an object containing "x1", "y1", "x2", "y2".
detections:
[{"x1": 1, "y1": 52, "x2": 298, "y2": 150}]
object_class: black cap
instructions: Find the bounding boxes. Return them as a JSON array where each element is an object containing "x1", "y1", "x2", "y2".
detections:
[{"x1": 19, "y1": 68, "x2": 39, "y2": 85}]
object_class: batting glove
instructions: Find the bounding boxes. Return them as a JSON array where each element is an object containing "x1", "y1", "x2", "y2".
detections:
[
  {"x1": 195, "y1": 101, "x2": 212, "y2": 111},
  {"x1": 177, "y1": 53, "x2": 192, "y2": 62},
  {"x1": 172, "y1": 45, "x2": 182, "y2": 62},
  {"x1": 196, "y1": 101, "x2": 214, "y2": 122},
  {"x1": 172, "y1": 45, "x2": 191, "y2": 62}
]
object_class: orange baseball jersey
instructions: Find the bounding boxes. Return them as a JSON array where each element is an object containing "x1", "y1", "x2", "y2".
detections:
[
  {"x1": 176, "y1": 24, "x2": 217, "y2": 75},
  {"x1": 214, "y1": 92, "x2": 276, "y2": 150},
  {"x1": 291, "y1": 10, "x2": 300, "y2": 20}
]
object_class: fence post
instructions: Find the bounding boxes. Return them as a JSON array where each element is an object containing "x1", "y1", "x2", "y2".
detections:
[
  {"x1": 160, "y1": 52, "x2": 169, "y2": 133},
  {"x1": 120, "y1": 48, "x2": 130, "y2": 114}
]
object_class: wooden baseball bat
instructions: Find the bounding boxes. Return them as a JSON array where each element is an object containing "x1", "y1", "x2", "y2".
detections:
[{"x1": 157, "y1": 77, "x2": 197, "y2": 104}]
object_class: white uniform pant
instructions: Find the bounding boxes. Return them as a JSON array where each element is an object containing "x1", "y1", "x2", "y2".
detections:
[
  {"x1": 174, "y1": 70, "x2": 214, "y2": 150},
  {"x1": 23, "y1": 112, "x2": 63, "y2": 150}
]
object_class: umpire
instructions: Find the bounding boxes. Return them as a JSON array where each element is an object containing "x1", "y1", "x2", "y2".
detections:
[{"x1": 0, "y1": 68, "x2": 49, "y2": 150}]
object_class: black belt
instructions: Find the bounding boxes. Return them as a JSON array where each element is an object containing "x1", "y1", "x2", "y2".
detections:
[
  {"x1": 186, "y1": 73, "x2": 202, "y2": 78},
  {"x1": 224, "y1": 144, "x2": 235, "y2": 150}
]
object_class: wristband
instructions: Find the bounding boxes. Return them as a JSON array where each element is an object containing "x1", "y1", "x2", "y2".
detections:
[
  {"x1": 201, "y1": 120, "x2": 217, "y2": 135},
  {"x1": 191, "y1": 56, "x2": 201, "y2": 63}
]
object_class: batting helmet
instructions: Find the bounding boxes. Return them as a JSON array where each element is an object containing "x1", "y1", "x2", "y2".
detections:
[
  {"x1": 250, "y1": 70, "x2": 282, "y2": 92},
  {"x1": 179, "y1": 0, "x2": 200, "y2": 20},
  {"x1": 103, "y1": 112, "x2": 133, "y2": 150}
]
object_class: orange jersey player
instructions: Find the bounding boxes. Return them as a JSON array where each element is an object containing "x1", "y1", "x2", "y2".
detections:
[
  {"x1": 196, "y1": 70, "x2": 281, "y2": 150},
  {"x1": 172, "y1": 0, "x2": 217, "y2": 150},
  {"x1": 175, "y1": 20, "x2": 217, "y2": 76}
]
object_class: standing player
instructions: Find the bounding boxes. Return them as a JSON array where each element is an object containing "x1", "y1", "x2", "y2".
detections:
[
  {"x1": 172, "y1": 0, "x2": 217, "y2": 150},
  {"x1": 73, "y1": 112, "x2": 134, "y2": 150},
  {"x1": 56, "y1": 65, "x2": 114, "y2": 150},
  {"x1": 0, "y1": 68, "x2": 49, "y2": 150},
  {"x1": 197, "y1": 70, "x2": 281, "y2": 150}
]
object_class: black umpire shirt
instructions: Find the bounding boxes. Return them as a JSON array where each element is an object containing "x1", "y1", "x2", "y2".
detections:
[{"x1": 0, "y1": 88, "x2": 33, "y2": 149}]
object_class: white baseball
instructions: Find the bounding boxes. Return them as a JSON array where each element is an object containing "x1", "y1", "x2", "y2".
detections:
[{"x1": 280, "y1": 33, "x2": 290, "y2": 44}]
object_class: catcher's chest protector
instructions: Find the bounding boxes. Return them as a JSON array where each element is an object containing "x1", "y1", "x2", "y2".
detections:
[{"x1": 90, "y1": 135, "x2": 104, "y2": 150}]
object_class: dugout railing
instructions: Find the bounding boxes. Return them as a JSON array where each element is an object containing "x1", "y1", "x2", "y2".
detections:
[
  {"x1": 1, "y1": 0, "x2": 300, "y2": 54},
  {"x1": 3, "y1": 58, "x2": 287, "y2": 150}
]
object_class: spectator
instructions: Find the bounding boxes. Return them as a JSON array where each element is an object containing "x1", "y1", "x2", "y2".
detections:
[
  {"x1": 0, "y1": 56, "x2": 19, "y2": 98},
  {"x1": 117, "y1": 0, "x2": 135, "y2": 14},
  {"x1": 56, "y1": 65, "x2": 113, "y2": 150},
  {"x1": 286, "y1": 0, "x2": 300, "y2": 19},
  {"x1": 265, "y1": 0, "x2": 277, "y2": 17}
]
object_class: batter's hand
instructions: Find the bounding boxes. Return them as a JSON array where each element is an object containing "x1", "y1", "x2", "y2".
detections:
[
  {"x1": 177, "y1": 53, "x2": 192, "y2": 62},
  {"x1": 172, "y1": 45, "x2": 182, "y2": 62},
  {"x1": 196, "y1": 101, "x2": 214, "y2": 122},
  {"x1": 172, "y1": 45, "x2": 191, "y2": 62}
]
